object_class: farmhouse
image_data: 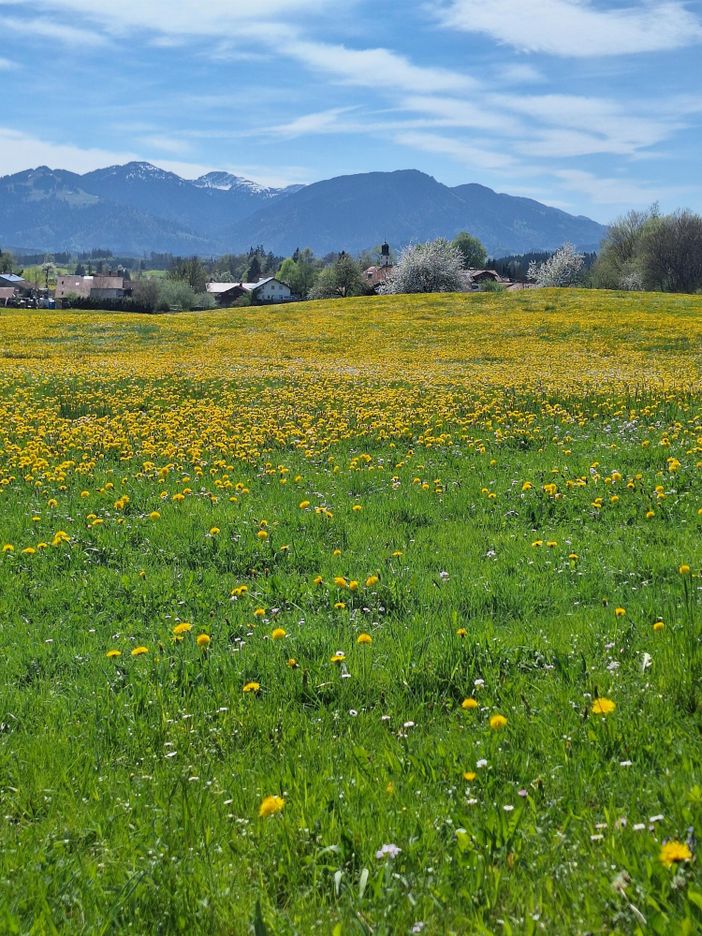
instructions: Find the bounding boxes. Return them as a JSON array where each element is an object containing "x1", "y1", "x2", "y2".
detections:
[
  {"x1": 0, "y1": 287, "x2": 16, "y2": 306},
  {"x1": 364, "y1": 265, "x2": 394, "y2": 292},
  {"x1": 55, "y1": 274, "x2": 129, "y2": 301},
  {"x1": 0, "y1": 274, "x2": 35, "y2": 305},
  {"x1": 207, "y1": 277, "x2": 294, "y2": 306}
]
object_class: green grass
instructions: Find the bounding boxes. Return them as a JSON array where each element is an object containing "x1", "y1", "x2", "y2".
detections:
[{"x1": 0, "y1": 293, "x2": 701, "y2": 934}]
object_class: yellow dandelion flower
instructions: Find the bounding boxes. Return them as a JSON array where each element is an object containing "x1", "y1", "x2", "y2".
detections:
[
  {"x1": 287, "y1": 658, "x2": 298, "y2": 668},
  {"x1": 462, "y1": 697, "x2": 479, "y2": 710},
  {"x1": 348, "y1": 580, "x2": 359, "y2": 591},
  {"x1": 653, "y1": 621, "x2": 665, "y2": 631},
  {"x1": 105, "y1": 649, "x2": 122, "y2": 658},
  {"x1": 259, "y1": 795, "x2": 285, "y2": 818},
  {"x1": 334, "y1": 576, "x2": 347, "y2": 588},
  {"x1": 679, "y1": 564, "x2": 691, "y2": 575},
  {"x1": 313, "y1": 575, "x2": 323, "y2": 585},
  {"x1": 254, "y1": 608, "x2": 266, "y2": 618},
  {"x1": 172, "y1": 622, "x2": 192, "y2": 636},
  {"x1": 256, "y1": 529, "x2": 268, "y2": 540},
  {"x1": 334, "y1": 601, "x2": 346, "y2": 610},
  {"x1": 456, "y1": 627, "x2": 468, "y2": 637},
  {"x1": 366, "y1": 575, "x2": 379, "y2": 587},
  {"x1": 243, "y1": 681, "x2": 261, "y2": 693},
  {"x1": 299, "y1": 500, "x2": 311, "y2": 509},
  {"x1": 3, "y1": 544, "x2": 14, "y2": 553},
  {"x1": 591, "y1": 697, "x2": 616, "y2": 715},
  {"x1": 659, "y1": 841, "x2": 693, "y2": 867},
  {"x1": 357, "y1": 633, "x2": 372, "y2": 645},
  {"x1": 489, "y1": 713, "x2": 508, "y2": 730},
  {"x1": 615, "y1": 607, "x2": 626, "y2": 618},
  {"x1": 131, "y1": 646, "x2": 149, "y2": 657},
  {"x1": 352, "y1": 504, "x2": 363, "y2": 512},
  {"x1": 22, "y1": 547, "x2": 36, "y2": 555},
  {"x1": 149, "y1": 511, "x2": 160, "y2": 521},
  {"x1": 332, "y1": 548, "x2": 342, "y2": 556},
  {"x1": 271, "y1": 628, "x2": 286, "y2": 640},
  {"x1": 209, "y1": 527, "x2": 220, "y2": 535},
  {"x1": 463, "y1": 771, "x2": 477, "y2": 781},
  {"x1": 330, "y1": 653, "x2": 345, "y2": 664},
  {"x1": 196, "y1": 633, "x2": 211, "y2": 647}
]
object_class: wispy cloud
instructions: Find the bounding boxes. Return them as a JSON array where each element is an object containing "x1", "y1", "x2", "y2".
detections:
[
  {"x1": 395, "y1": 131, "x2": 519, "y2": 171},
  {"x1": 434, "y1": 0, "x2": 702, "y2": 57},
  {"x1": 0, "y1": 56, "x2": 17, "y2": 70},
  {"x1": 3, "y1": 0, "x2": 347, "y2": 36},
  {"x1": 0, "y1": 128, "x2": 310, "y2": 187},
  {"x1": 286, "y1": 38, "x2": 477, "y2": 94},
  {"x1": 0, "y1": 14, "x2": 107, "y2": 46},
  {"x1": 553, "y1": 168, "x2": 692, "y2": 205}
]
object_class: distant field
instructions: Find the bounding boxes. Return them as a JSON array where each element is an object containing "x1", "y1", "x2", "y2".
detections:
[{"x1": 1, "y1": 290, "x2": 701, "y2": 934}]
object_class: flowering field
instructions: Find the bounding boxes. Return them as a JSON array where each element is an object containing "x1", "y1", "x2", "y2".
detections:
[{"x1": 1, "y1": 289, "x2": 702, "y2": 934}]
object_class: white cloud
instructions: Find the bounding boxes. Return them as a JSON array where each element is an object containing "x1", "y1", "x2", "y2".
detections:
[
  {"x1": 2, "y1": 0, "x2": 344, "y2": 36},
  {"x1": 0, "y1": 56, "x2": 17, "y2": 69},
  {"x1": 0, "y1": 14, "x2": 107, "y2": 45},
  {"x1": 553, "y1": 168, "x2": 689, "y2": 205},
  {"x1": 402, "y1": 95, "x2": 520, "y2": 134},
  {"x1": 496, "y1": 63, "x2": 544, "y2": 84},
  {"x1": 435, "y1": 0, "x2": 702, "y2": 56},
  {"x1": 138, "y1": 135, "x2": 193, "y2": 155},
  {"x1": 261, "y1": 107, "x2": 360, "y2": 138},
  {"x1": 395, "y1": 131, "x2": 519, "y2": 171},
  {"x1": 0, "y1": 128, "x2": 308, "y2": 187},
  {"x1": 286, "y1": 39, "x2": 477, "y2": 93}
]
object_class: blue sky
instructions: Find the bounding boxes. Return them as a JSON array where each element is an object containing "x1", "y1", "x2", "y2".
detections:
[{"x1": 0, "y1": 0, "x2": 701, "y2": 222}]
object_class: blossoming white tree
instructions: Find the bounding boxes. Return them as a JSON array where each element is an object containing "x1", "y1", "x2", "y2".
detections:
[
  {"x1": 380, "y1": 239, "x2": 468, "y2": 295},
  {"x1": 528, "y1": 242, "x2": 584, "y2": 287}
]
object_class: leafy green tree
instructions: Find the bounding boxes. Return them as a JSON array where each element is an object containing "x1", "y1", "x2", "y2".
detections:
[
  {"x1": 168, "y1": 257, "x2": 208, "y2": 293},
  {"x1": 0, "y1": 249, "x2": 15, "y2": 273},
  {"x1": 277, "y1": 251, "x2": 317, "y2": 298},
  {"x1": 591, "y1": 207, "x2": 658, "y2": 289},
  {"x1": 244, "y1": 255, "x2": 262, "y2": 283},
  {"x1": 308, "y1": 254, "x2": 369, "y2": 300},
  {"x1": 640, "y1": 210, "x2": 702, "y2": 293},
  {"x1": 451, "y1": 231, "x2": 487, "y2": 269}
]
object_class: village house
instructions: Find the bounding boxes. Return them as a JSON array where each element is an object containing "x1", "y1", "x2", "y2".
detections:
[
  {"x1": 0, "y1": 273, "x2": 34, "y2": 306},
  {"x1": 466, "y1": 269, "x2": 504, "y2": 289},
  {"x1": 55, "y1": 274, "x2": 130, "y2": 301},
  {"x1": 364, "y1": 264, "x2": 394, "y2": 292},
  {"x1": 207, "y1": 277, "x2": 294, "y2": 307}
]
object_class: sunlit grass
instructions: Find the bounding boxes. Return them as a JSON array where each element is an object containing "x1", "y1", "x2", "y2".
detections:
[{"x1": 0, "y1": 290, "x2": 701, "y2": 933}]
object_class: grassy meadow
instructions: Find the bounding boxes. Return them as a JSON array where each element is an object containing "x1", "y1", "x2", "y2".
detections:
[{"x1": 1, "y1": 289, "x2": 702, "y2": 934}]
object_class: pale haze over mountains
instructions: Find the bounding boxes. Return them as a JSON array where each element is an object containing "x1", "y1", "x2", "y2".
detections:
[{"x1": 0, "y1": 162, "x2": 605, "y2": 257}]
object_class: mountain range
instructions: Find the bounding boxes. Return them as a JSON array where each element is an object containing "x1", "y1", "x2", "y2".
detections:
[{"x1": 0, "y1": 162, "x2": 606, "y2": 258}]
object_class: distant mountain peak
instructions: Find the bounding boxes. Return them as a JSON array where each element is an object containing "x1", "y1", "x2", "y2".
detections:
[
  {"x1": 193, "y1": 171, "x2": 276, "y2": 196},
  {"x1": 92, "y1": 161, "x2": 181, "y2": 183},
  {"x1": 0, "y1": 162, "x2": 605, "y2": 257}
]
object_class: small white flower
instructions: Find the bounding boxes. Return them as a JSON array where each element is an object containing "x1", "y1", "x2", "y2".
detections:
[
  {"x1": 476, "y1": 759, "x2": 488, "y2": 768},
  {"x1": 375, "y1": 843, "x2": 401, "y2": 859}
]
